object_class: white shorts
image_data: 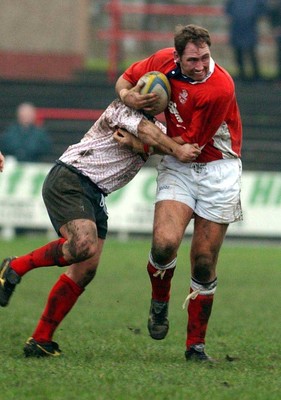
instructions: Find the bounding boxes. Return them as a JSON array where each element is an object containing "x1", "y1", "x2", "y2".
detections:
[{"x1": 156, "y1": 156, "x2": 243, "y2": 224}]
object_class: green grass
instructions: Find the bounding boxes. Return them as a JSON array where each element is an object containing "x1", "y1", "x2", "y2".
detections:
[{"x1": 0, "y1": 236, "x2": 281, "y2": 400}]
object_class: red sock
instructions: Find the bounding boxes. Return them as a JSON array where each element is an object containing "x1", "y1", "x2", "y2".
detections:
[
  {"x1": 186, "y1": 290, "x2": 214, "y2": 349},
  {"x1": 32, "y1": 274, "x2": 84, "y2": 343},
  {"x1": 147, "y1": 261, "x2": 175, "y2": 302},
  {"x1": 10, "y1": 238, "x2": 69, "y2": 276}
]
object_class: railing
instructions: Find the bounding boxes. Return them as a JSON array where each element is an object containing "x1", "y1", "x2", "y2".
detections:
[
  {"x1": 36, "y1": 107, "x2": 166, "y2": 125},
  {"x1": 97, "y1": 0, "x2": 225, "y2": 81},
  {"x1": 97, "y1": 1, "x2": 274, "y2": 82},
  {"x1": 36, "y1": 107, "x2": 104, "y2": 125}
]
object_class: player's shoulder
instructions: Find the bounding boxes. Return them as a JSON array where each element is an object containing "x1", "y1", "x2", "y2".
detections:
[
  {"x1": 151, "y1": 48, "x2": 175, "y2": 73},
  {"x1": 203, "y1": 64, "x2": 235, "y2": 103},
  {"x1": 214, "y1": 63, "x2": 234, "y2": 84},
  {"x1": 106, "y1": 98, "x2": 138, "y2": 114},
  {"x1": 104, "y1": 99, "x2": 142, "y2": 121},
  {"x1": 153, "y1": 48, "x2": 174, "y2": 63},
  {"x1": 154, "y1": 47, "x2": 175, "y2": 58}
]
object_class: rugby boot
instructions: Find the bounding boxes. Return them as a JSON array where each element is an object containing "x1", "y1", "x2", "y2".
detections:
[
  {"x1": 0, "y1": 257, "x2": 21, "y2": 307},
  {"x1": 185, "y1": 344, "x2": 215, "y2": 362},
  {"x1": 147, "y1": 299, "x2": 169, "y2": 340},
  {"x1": 24, "y1": 337, "x2": 62, "y2": 357}
]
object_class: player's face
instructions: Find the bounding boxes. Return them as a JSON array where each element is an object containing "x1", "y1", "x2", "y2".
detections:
[{"x1": 175, "y1": 42, "x2": 211, "y2": 81}]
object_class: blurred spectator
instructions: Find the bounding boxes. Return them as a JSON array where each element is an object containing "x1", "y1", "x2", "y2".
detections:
[
  {"x1": 142, "y1": 0, "x2": 172, "y2": 31},
  {"x1": 0, "y1": 102, "x2": 51, "y2": 162},
  {"x1": 0, "y1": 151, "x2": 4, "y2": 172},
  {"x1": 266, "y1": 0, "x2": 281, "y2": 79},
  {"x1": 225, "y1": 0, "x2": 267, "y2": 80}
]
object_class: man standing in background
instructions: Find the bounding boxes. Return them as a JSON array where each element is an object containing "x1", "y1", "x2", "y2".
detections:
[
  {"x1": 266, "y1": 0, "x2": 281, "y2": 80},
  {"x1": 225, "y1": 0, "x2": 267, "y2": 80},
  {"x1": 0, "y1": 102, "x2": 52, "y2": 163}
]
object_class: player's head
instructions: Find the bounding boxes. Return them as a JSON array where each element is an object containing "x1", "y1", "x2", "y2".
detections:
[
  {"x1": 174, "y1": 24, "x2": 212, "y2": 82},
  {"x1": 174, "y1": 24, "x2": 211, "y2": 57}
]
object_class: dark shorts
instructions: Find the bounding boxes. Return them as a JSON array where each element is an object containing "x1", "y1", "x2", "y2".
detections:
[{"x1": 42, "y1": 162, "x2": 108, "y2": 239}]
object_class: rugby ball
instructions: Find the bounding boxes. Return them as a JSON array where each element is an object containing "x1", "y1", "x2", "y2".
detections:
[{"x1": 138, "y1": 71, "x2": 171, "y2": 115}]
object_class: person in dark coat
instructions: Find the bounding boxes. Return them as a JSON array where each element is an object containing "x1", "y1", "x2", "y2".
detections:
[
  {"x1": 225, "y1": 0, "x2": 267, "y2": 80},
  {"x1": 266, "y1": 0, "x2": 281, "y2": 79},
  {"x1": 0, "y1": 102, "x2": 51, "y2": 162}
]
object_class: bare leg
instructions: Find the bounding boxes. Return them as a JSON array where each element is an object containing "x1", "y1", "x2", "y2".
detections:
[
  {"x1": 186, "y1": 215, "x2": 228, "y2": 356},
  {"x1": 147, "y1": 200, "x2": 193, "y2": 340}
]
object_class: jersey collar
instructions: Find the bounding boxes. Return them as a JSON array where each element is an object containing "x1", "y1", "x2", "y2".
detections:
[{"x1": 167, "y1": 58, "x2": 215, "y2": 84}]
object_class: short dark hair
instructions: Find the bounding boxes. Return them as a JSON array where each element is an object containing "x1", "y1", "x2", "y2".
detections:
[{"x1": 174, "y1": 24, "x2": 211, "y2": 57}]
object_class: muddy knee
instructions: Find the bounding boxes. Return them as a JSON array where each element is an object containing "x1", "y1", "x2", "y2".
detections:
[
  {"x1": 151, "y1": 242, "x2": 177, "y2": 265},
  {"x1": 66, "y1": 238, "x2": 97, "y2": 263},
  {"x1": 193, "y1": 254, "x2": 214, "y2": 282}
]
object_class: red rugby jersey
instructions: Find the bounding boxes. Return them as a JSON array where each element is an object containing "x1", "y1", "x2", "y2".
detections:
[{"x1": 122, "y1": 48, "x2": 242, "y2": 163}]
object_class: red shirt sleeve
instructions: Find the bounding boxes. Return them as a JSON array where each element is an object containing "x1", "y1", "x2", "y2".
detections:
[{"x1": 123, "y1": 48, "x2": 175, "y2": 84}]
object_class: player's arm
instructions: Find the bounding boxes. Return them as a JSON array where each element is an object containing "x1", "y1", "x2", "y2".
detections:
[
  {"x1": 0, "y1": 151, "x2": 4, "y2": 172},
  {"x1": 115, "y1": 76, "x2": 158, "y2": 114},
  {"x1": 113, "y1": 129, "x2": 148, "y2": 154},
  {"x1": 114, "y1": 119, "x2": 201, "y2": 162},
  {"x1": 137, "y1": 119, "x2": 201, "y2": 162},
  {"x1": 113, "y1": 128, "x2": 200, "y2": 163}
]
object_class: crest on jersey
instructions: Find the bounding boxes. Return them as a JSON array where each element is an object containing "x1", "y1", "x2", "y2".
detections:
[{"x1": 179, "y1": 89, "x2": 188, "y2": 104}]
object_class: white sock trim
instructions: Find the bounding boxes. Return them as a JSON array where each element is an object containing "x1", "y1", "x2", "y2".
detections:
[
  {"x1": 182, "y1": 278, "x2": 217, "y2": 310},
  {"x1": 190, "y1": 277, "x2": 217, "y2": 296},
  {"x1": 149, "y1": 252, "x2": 177, "y2": 270}
]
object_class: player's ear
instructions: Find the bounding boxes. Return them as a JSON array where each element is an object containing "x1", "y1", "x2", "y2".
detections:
[{"x1": 174, "y1": 50, "x2": 180, "y2": 63}]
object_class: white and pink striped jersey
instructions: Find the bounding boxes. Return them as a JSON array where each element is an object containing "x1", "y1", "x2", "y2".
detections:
[{"x1": 59, "y1": 99, "x2": 165, "y2": 194}]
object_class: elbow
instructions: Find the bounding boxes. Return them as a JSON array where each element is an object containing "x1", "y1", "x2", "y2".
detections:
[
  {"x1": 138, "y1": 119, "x2": 159, "y2": 144},
  {"x1": 115, "y1": 76, "x2": 132, "y2": 97}
]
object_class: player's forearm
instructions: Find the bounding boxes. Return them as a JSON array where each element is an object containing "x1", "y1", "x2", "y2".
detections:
[
  {"x1": 138, "y1": 119, "x2": 201, "y2": 161},
  {"x1": 138, "y1": 119, "x2": 178, "y2": 155},
  {"x1": 113, "y1": 127, "x2": 200, "y2": 162},
  {"x1": 115, "y1": 76, "x2": 133, "y2": 103},
  {"x1": 114, "y1": 125, "x2": 174, "y2": 156}
]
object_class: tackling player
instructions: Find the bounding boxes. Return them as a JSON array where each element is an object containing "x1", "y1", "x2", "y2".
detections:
[
  {"x1": 116, "y1": 24, "x2": 243, "y2": 362},
  {"x1": 0, "y1": 99, "x2": 200, "y2": 357}
]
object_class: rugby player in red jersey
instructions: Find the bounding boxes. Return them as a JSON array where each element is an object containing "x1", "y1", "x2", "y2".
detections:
[
  {"x1": 116, "y1": 24, "x2": 243, "y2": 362},
  {"x1": 0, "y1": 99, "x2": 200, "y2": 357}
]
